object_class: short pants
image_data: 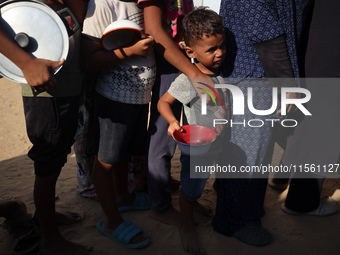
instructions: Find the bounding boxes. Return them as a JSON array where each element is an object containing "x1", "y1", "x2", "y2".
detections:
[
  {"x1": 180, "y1": 154, "x2": 211, "y2": 201},
  {"x1": 23, "y1": 96, "x2": 79, "y2": 177},
  {"x1": 96, "y1": 93, "x2": 149, "y2": 165}
]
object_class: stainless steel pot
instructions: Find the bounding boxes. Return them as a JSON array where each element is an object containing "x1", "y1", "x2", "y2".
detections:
[{"x1": 0, "y1": 0, "x2": 79, "y2": 83}]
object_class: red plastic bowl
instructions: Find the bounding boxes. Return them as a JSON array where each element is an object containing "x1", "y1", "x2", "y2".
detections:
[{"x1": 173, "y1": 125, "x2": 217, "y2": 156}]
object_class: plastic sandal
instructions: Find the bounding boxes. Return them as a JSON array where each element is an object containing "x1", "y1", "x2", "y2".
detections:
[{"x1": 97, "y1": 219, "x2": 150, "y2": 249}]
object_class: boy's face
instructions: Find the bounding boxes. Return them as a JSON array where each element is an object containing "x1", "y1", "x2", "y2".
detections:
[{"x1": 187, "y1": 33, "x2": 226, "y2": 74}]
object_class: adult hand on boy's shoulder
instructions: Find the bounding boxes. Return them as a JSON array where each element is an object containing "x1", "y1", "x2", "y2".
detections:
[
  {"x1": 190, "y1": 76, "x2": 217, "y2": 105},
  {"x1": 277, "y1": 92, "x2": 298, "y2": 116}
]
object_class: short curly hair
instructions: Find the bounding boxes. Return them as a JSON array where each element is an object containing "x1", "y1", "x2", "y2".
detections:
[{"x1": 182, "y1": 6, "x2": 224, "y2": 47}]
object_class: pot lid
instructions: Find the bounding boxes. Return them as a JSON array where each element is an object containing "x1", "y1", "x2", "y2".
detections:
[{"x1": 0, "y1": 0, "x2": 69, "y2": 83}]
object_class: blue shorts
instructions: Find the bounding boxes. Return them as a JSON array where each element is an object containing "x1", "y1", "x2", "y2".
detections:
[
  {"x1": 180, "y1": 154, "x2": 211, "y2": 201},
  {"x1": 96, "y1": 93, "x2": 148, "y2": 165}
]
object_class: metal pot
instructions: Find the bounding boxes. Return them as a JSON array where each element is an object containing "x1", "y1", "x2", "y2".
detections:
[{"x1": 0, "y1": 0, "x2": 79, "y2": 83}]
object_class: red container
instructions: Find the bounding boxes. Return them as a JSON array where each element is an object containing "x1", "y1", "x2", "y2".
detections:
[{"x1": 173, "y1": 125, "x2": 217, "y2": 155}]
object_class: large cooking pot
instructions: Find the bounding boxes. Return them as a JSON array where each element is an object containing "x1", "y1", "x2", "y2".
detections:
[{"x1": 0, "y1": 0, "x2": 79, "y2": 83}]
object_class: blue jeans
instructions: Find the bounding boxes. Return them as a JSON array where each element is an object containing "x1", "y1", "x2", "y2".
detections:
[{"x1": 180, "y1": 154, "x2": 211, "y2": 201}]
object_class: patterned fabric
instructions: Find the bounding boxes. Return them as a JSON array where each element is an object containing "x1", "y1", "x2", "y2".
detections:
[
  {"x1": 220, "y1": 0, "x2": 307, "y2": 79},
  {"x1": 219, "y1": 0, "x2": 309, "y2": 172},
  {"x1": 137, "y1": 0, "x2": 194, "y2": 49},
  {"x1": 82, "y1": 0, "x2": 157, "y2": 104},
  {"x1": 212, "y1": 178, "x2": 268, "y2": 236},
  {"x1": 225, "y1": 79, "x2": 276, "y2": 169},
  {"x1": 212, "y1": 0, "x2": 309, "y2": 235},
  {"x1": 97, "y1": 59, "x2": 157, "y2": 104}
]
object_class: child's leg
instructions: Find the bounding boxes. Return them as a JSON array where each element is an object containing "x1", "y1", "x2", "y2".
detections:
[
  {"x1": 179, "y1": 155, "x2": 208, "y2": 255},
  {"x1": 94, "y1": 96, "x2": 149, "y2": 244},
  {"x1": 112, "y1": 157, "x2": 134, "y2": 207},
  {"x1": 93, "y1": 159, "x2": 124, "y2": 227},
  {"x1": 179, "y1": 194, "x2": 195, "y2": 231},
  {"x1": 92, "y1": 158, "x2": 147, "y2": 244},
  {"x1": 147, "y1": 54, "x2": 182, "y2": 224},
  {"x1": 24, "y1": 96, "x2": 91, "y2": 255},
  {"x1": 95, "y1": 95, "x2": 139, "y2": 208}
]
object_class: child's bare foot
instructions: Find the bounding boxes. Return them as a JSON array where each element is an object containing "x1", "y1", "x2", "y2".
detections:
[
  {"x1": 149, "y1": 206, "x2": 181, "y2": 227},
  {"x1": 55, "y1": 211, "x2": 84, "y2": 225},
  {"x1": 34, "y1": 211, "x2": 84, "y2": 226},
  {"x1": 39, "y1": 236, "x2": 92, "y2": 255},
  {"x1": 193, "y1": 201, "x2": 212, "y2": 217},
  {"x1": 179, "y1": 226, "x2": 206, "y2": 255},
  {"x1": 1, "y1": 200, "x2": 40, "y2": 255}
]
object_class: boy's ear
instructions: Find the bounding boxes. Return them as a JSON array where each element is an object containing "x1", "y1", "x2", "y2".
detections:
[{"x1": 185, "y1": 46, "x2": 196, "y2": 59}]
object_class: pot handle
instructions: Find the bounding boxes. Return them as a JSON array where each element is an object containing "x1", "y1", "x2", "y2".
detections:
[{"x1": 57, "y1": 7, "x2": 80, "y2": 36}]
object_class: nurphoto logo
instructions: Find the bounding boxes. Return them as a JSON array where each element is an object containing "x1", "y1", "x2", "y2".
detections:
[{"x1": 200, "y1": 83, "x2": 312, "y2": 128}]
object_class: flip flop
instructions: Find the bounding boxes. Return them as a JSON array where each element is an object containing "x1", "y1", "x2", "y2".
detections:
[
  {"x1": 118, "y1": 192, "x2": 151, "y2": 213},
  {"x1": 12, "y1": 229, "x2": 40, "y2": 255},
  {"x1": 97, "y1": 219, "x2": 150, "y2": 249},
  {"x1": 2, "y1": 214, "x2": 40, "y2": 255}
]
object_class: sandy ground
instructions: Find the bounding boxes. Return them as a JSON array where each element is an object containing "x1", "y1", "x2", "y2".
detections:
[{"x1": 1, "y1": 78, "x2": 340, "y2": 255}]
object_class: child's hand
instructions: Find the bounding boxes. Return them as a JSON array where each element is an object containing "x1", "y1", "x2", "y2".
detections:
[
  {"x1": 22, "y1": 58, "x2": 64, "y2": 91},
  {"x1": 128, "y1": 36, "x2": 154, "y2": 57},
  {"x1": 168, "y1": 121, "x2": 183, "y2": 136},
  {"x1": 277, "y1": 92, "x2": 298, "y2": 116}
]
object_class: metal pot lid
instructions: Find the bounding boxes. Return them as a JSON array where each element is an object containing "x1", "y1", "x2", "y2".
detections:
[{"x1": 0, "y1": 0, "x2": 69, "y2": 83}]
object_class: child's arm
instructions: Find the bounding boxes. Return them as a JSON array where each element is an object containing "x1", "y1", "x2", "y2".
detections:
[
  {"x1": 0, "y1": 26, "x2": 63, "y2": 89},
  {"x1": 0, "y1": 0, "x2": 87, "y2": 89},
  {"x1": 157, "y1": 92, "x2": 183, "y2": 136},
  {"x1": 81, "y1": 36, "x2": 154, "y2": 71},
  {"x1": 141, "y1": 1, "x2": 216, "y2": 100}
]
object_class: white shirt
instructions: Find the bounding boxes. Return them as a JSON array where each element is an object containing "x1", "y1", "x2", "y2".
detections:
[{"x1": 82, "y1": 0, "x2": 156, "y2": 104}]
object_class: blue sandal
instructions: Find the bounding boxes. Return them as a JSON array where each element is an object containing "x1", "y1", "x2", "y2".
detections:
[
  {"x1": 97, "y1": 219, "x2": 150, "y2": 249},
  {"x1": 118, "y1": 192, "x2": 151, "y2": 213}
]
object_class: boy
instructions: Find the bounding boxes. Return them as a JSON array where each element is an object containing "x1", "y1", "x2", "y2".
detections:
[
  {"x1": 1, "y1": 0, "x2": 91, "y2": 254},
  {"x1": 157, "y1": 7, "x2": 229, "y2": 255},
  {"x1": 81, "y1": 0, "x2": 156, "y2": 249}
]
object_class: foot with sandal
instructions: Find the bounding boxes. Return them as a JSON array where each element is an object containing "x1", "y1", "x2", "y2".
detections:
[{"x1": 0, "y1": 200, "x2": 40, "y2": 255}]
